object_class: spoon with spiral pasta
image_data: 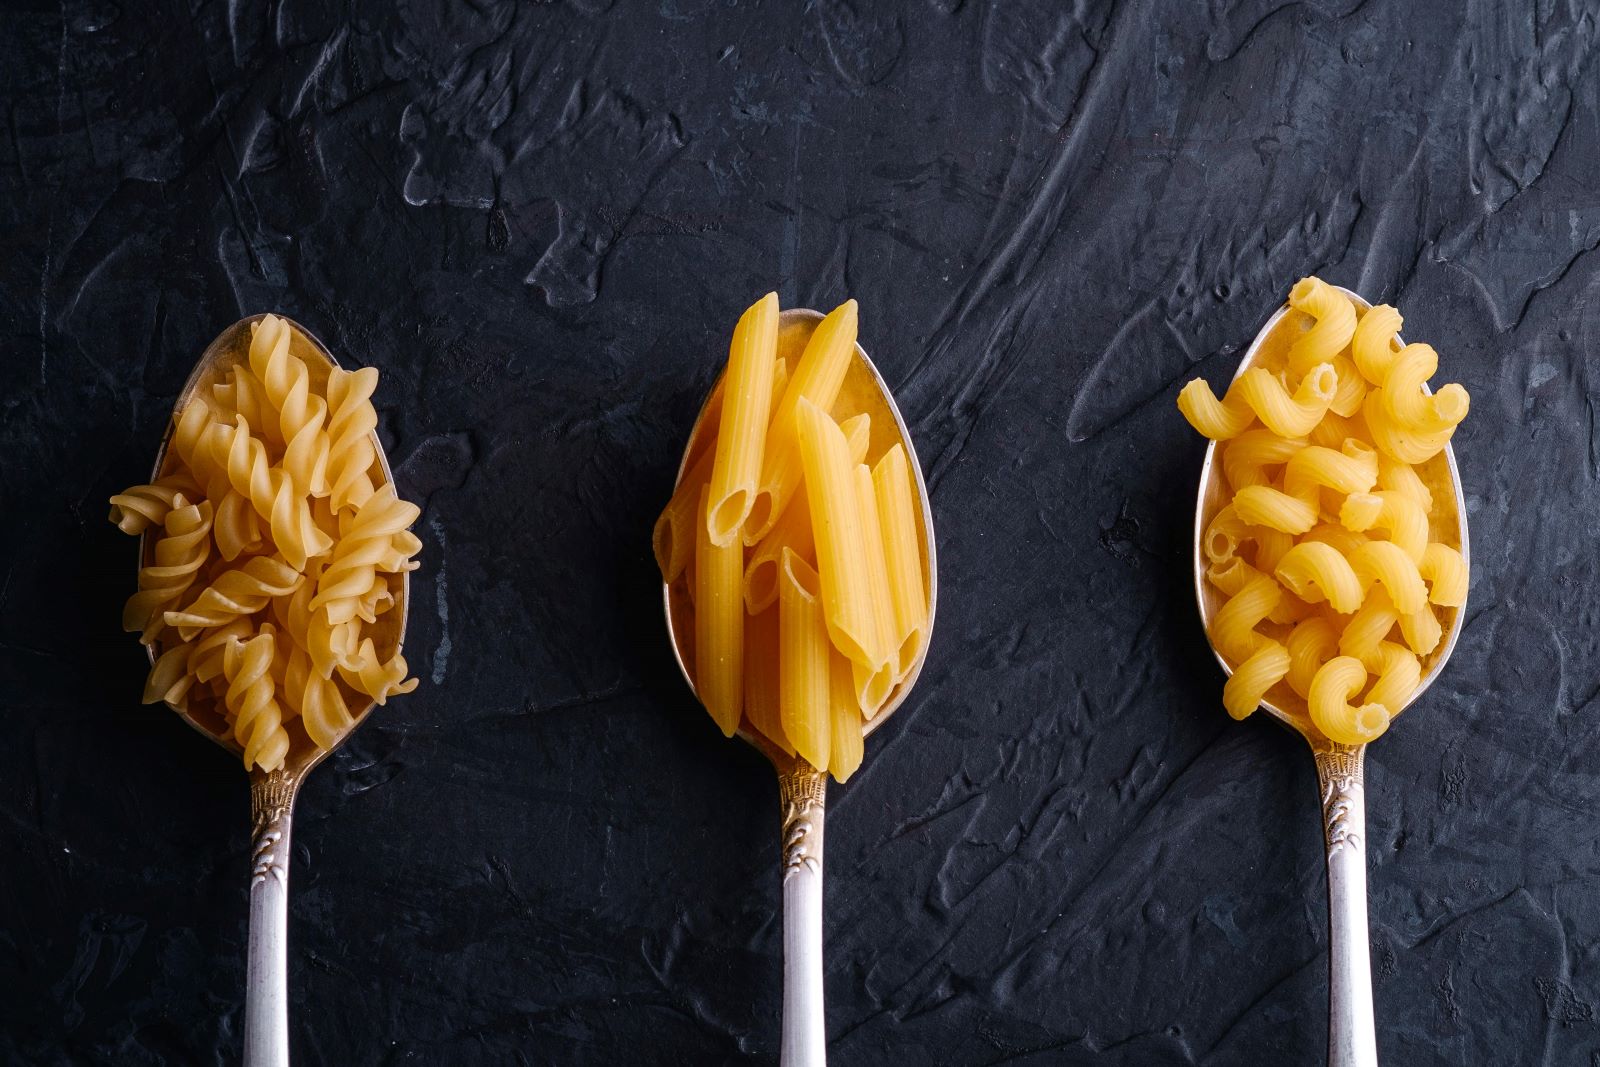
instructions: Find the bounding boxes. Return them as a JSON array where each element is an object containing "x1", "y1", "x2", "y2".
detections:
[
  {"x1": 111, "y1": 315, "x2": 416, "y2": 1067},
  {"x1": 661, "y1": 306, "x2": 937, "y2": 1066},
  {"x1": 1187, "y1": 283, "x2": 1469, "y2": 1067}
]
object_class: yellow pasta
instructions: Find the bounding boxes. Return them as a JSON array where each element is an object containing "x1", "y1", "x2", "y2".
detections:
[
  {"x1": 1309, "y1": 657, "x2": 1390, "y2": 745},
  {"x1": 743, "y1": 606, "x2": 794, "y2": 756},
  {"x1": 112, "y1": 314, "x2": 421, "y2": 770},
  {"x1": 1287, "y1": 276, "x2": 1357, "y2": 377},
  {"x1": 778, "y1": 549, "x2": 830, "y2": 772},
  {"x1": 694, "y1": 486, "x2": 744, "y2": 736},
  {"x1": 795, "y1": 397, "x2": 886, "y2": 669},
  {"x1": 706, "y1": 292, "x2": 780, "y2": 545},
  {"x1": 744, "y1": 300, "x2": 857, "y2": 545},
  {"x1": 849, "y1": 464, "x2": 898, "y2": 716},
  {"x1": 828, "y1": 647, "x2": 864, "y2": 781},
  {"x1": 1179, "y1": 277, "x2": 1468, "y2": 740},
  {"x1": 873, "y1": 443, "x2": 928, "y2": 680}
]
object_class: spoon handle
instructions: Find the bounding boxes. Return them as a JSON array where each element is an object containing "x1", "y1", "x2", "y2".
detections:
[
  {"x1": 246, "y1": 770, "x2": 299, "y2": 1067},
  {"x1": 1314, "y1": 744, "x2": 1378, "y2": 1067},
  {"x1": 778, "y1": 764, "x2": 828, "y2": 1067}
]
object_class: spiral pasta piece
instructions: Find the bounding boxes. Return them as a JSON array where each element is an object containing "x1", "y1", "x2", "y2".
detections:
[
  {"x1": 1365, "y1": 641, "x2": 1421, "y2": 714},
  {"x1": 1206, "y1": 557, "x2": 1309, "y2": 625},
  {"x1": 326, "y1": 366, "x2": 381, "y2": 513},
  {"x1": 1349, "y1": 541, "x2": 1427, "y2": 615},
  {"x1": 1287, "y1": 277, "x2": 1357, "y2": 377},
  {"x1": 123, "y1": 500, "x2": 213, "y2": 642},
  {"x1": 163, "y1": 555, "x2": 302, "y2": 640},
  {"x1": 1210, "y1": 572, "x2": 1283, "y2": 663},
  {"x1": 1222, "y1": 642, "x2": 1291, "y2": 720},
  {"x1": 223, "y1": 630, "x2": 291, "y2": 772},
  {"x1": 1285, "y1": 616, "x2": 1340, "y2": 698},
  {"x1": 1381, "y1": 344, "x2": 1471, "y2": 434},
  {"x1": 1273, "y1": 541, "x2": 1363, "y2": 614},
  {"x1": 310, "y1": 486, "x2": 421, "y2": 625},
  {"x1": 338, "y1": 638, "x2": 419, "y2": 705},
  {"x1": 1364, "y1": 390, "x2": 1455, "y2": 464},
  {"x1": 1327, "y1": 354, "x2": 1367, "y2": 418},
  {"x1": 1177, "y1": 363, "x2": 1338, "y2": 440},
  {"x1": 1338, "y1": 589, "x2": 1399, "y2": 669},
  {"x1": 108, "y1": 473, "x2": 201, "y2": 535},
  {"x1": 1418, "y1": 543, "x2": 1468, "y2": 607},
  {"x1": 1221, "y1": 431, "x2": 1306, "y2": 491},
  {"x1": 1339, "y1": 490, "x2": 1427, "y2": 562},
  {"x1": 1376, "y1": 453, "x2": 1433, "y2": 515},
  {"x1": 143, "y1": 644, "x2": 196, "y2": 708},
  {"x1": 1308, "y1": 656, "x2": 1390, "y2": 745},
  {"x1": 1398, "y1": 604, "x2": 1444, "y2": 656},
  {"x1": 1351, "y1": 303, "x2": 1403, "y2": 385}
]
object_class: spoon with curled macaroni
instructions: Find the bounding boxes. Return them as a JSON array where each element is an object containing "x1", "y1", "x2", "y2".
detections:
[
  {"x1": 1181, "y1": 280, "x2": 1469, "y2": 1067},
  {"x1": 659, "y1": 302, "x2": 936, "y2": 1066},
  {"x1": 108, "y1": 315, "x2": 419, "y2": 1067}
]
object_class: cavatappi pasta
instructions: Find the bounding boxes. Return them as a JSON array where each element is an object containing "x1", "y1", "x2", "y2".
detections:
[
  {"x1": 1179, "y1": 278, "x2": 1469, "y2": 745},
  {"x1": 657, "y1": 296, "x2": 928, "y2": 782},
  {"x1": 111, "y1": 314, "x2": 420, "y2": 771}
]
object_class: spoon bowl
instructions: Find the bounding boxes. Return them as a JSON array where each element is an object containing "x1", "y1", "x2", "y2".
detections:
[
  {"x1": 660, "y1": 306, "x2": 936, "y2": 1066},
  {"x1": 140, "y1": 314, "x2": 409, "y2": 1067},
  {"x1": 1192, "y1": 284, "x2": 1468, "y2": 1067}
]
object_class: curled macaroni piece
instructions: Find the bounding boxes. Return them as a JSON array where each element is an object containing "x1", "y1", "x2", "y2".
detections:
[
  {"x1": 1234, "y1": 484, "x2": 1317, "y2": 534},
  {"x1": 1284, "y1": 440, "x2": 1378, "y2": 500},
  {"x1": 1287, "y1": 277, "x2": 1357, "y2": 377},
  {"x1": 1274, "y1": 542, "x2": 1363, "y2": 614},
  {"x1": 1338, "y1": 589, "x2": 1399, "y2": 669},
  {"x1": 1419, "y1": 543, "x2": 1468, "y2": 607},
  {"x1": 1223, "y1": 642, "x2": 1291, "y2": 720},
  {"x1": 124, "y1": 500, "x2": 214, "y2": 643},
  {"x1": 1309, "y1": 656, "x2": 1390, "y2": 745},
  {"x1": 1381, "y1": 344, "x2": 1471, "y2": 434},
  {"x1": 1327, "y1": 354, "x2": 1367, "y2": 418},
  {"x1": 1286, "y1": 616, "x2": 1340, "y2": 698},
  {"x1": 326, "y1": 366, "x2": 381, "y2": 513},
  {"x1": 1209, "y1": 572, "x2": 1283, "y2": 663},
  {"x1": 1351, "y1": 303, "x2": 1403, "y2": 385},
  {"x1": 1376, "y1": 453, "x2": 1433, "y2": 515},
  {"x1": 1177, "y1": 363, "x2": 1338, "y2": 440},
  {"x1": 1221, "y1": 430, "x2": 1306, "y2": 491},
  {"x1": 1207, "y1": 558, "x2": 1309, "y2": 625},
  {"x1": 1363, "y1": 390, "x2": 1455, "y2": 464},
  {"x1": 1308, "y1": 410, "x2": 1366, "y2": 449},
  {"x1": 108, "y1": 473, "x2": 201, "y2": 535},
  {"x1": 1398, "y1": 604, "x2": 1444, "y2": 656},
  {"x1": 164, "y1": 555, "x2": 302, "y2": 640},
  {"x1": 1339, "y1": 489, "x2": 1427, "y2": 562},
  {"x1": 223, "y1": 630, "x2": 291, "y2": 772},
  {"x1": 1349, "y1": 541, "x2": 1428, "y2": 615},
  {"x1": 1365, "y1": 641, "x2": 1421, "y2": 714},
  {"x1": 1301, "y1": 521, "x2": 1366, "y2": 557}
]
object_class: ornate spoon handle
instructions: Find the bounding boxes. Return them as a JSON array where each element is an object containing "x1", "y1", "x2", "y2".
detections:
[
  {"x1": 246, "y1": 770, "x2": 299, "y2": 1067},
  {"x1": 778, "y1": 765, "x2": 828, "y2": 1067},
  {"x1": 1314, "y1": 744, "x2": 1377, "y2": 1067}
]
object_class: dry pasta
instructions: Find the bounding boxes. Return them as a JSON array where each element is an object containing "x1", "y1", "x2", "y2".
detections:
[
  {"x1": 111, "y1": 314, "x2": 420, "y2": 772},
  {"x1": 657, "y1": 296, "x2": 930, "y2": 782},
  {"x1": 1179, "y1": 277, "x2": 1470, "y2": 743}
]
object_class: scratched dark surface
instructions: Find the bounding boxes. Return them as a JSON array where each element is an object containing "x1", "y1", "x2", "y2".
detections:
[{"x1": 3, "y1": 0, "x2": 1597, "y2": 1064}]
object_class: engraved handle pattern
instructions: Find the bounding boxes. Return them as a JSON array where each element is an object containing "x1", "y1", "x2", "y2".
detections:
[
  {"x1": 246, "y1": 768, "x2": 299, "y2": 1067},
  {"x1": 778, "y1": 765, "x2": 828, "y2": 1067},
  {"x1": 1314, "y1": 744, "x2": 1378, "y2": 1067}
]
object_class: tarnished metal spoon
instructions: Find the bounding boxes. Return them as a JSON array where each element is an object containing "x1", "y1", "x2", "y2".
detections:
[
  {"x1": 662, "y1": 307, "x2": 937, "y2": 1066},
  {"x1": 1192, "y1": 286, "x2": 1468, "y2": 1067},
  {"x1": 141, "y1": 315, "x2": 409, "y2": 1067}
]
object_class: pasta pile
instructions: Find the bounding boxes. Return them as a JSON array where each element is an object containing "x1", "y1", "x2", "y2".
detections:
[
  {"x1": 110, "y1": 315, "x2": 420, "y2": 772},
  {"x1": 1177, "y1": 278, "x2": 1469, "y2": 745},
  {"x1": 655, "y1": 294, "x2": 929, "y2": 781}
]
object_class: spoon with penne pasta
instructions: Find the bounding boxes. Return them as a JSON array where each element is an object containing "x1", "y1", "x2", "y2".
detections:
[
  {"x1": 658, "y1": 299, "x2": 936, "y2": 1066},
  {"x1": 108, "y1": 314, "x2": 420, "y2": 1067},
  {"x1": 1181, "y1": 280, "x2": 1470, "y2": 1067}
]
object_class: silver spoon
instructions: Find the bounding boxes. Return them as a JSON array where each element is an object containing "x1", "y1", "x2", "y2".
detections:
[
  {"x1": 1192, "y1": 286, "x2": 1468, "y2": 1067},
  {"x1": 662, "y1": 307, "x2": 937, "y2": 1066},
  {"x1": 141, "y1": 315, "x2": 409, "y2": 1067}
]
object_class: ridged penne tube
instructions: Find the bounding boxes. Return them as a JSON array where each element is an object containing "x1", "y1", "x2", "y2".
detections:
[
  {"x1": 744, "y1": 300, "x2": 858, "y2": 545},
  {"x1": 1377, "y1": 453, "x2": 1433, "y2": 515},
  {"x1": 1205, "y1": 558, "x2": 1309, "y2": 626},
  {"x1": 1399, "y1": 605, "x2": 1444, "y2": 656},
  {"x1": 1210, "y1": 572, "x2": 1283, "y2": 663},
  {"x1": 1221, "y1": 430, "x2": 1306, "y2": 490},
  {"x1": 778, "y1": 549, "x2": 830, "y2": 771},
  {"x1": 693, "y1": 487, "x2": 743, "y2": 736},
  {"x1": 851, "y1": 464, "x2": 897, "y2": 716},
  {"x1": 1286, "y1": 616, "x2": 1340, "y2": 698},
  {"x1": 872, "y1": 443, "x2": 928, "y2": 682},
  {"x1": 1274, "y1": 542, "x2": 1363, "y2": 613},
  {"x1": 1349, "y1": 541, "x2": 1428, "y2": 615},
  {"x1": 1177, "y1": 363, "x2": 1338, "y2": 440},
  {"x1": 653, "y1": 357, "x2": 791, "y2": 582},
  {"x1": 1222, "y1": 641, "x2": 1290, "y2": 720},
  {"x1": 1365, "y1": 641, "x2": 1421, "y2": 713},
  {"x1": 1287, "y1": 276, "x2": 1357, "y2": 377},
  {"x1": 1339, "y1": 589, "x2": 1399, "y2": 669},
  {"x1": 1308, "y1": 656, "x2": 1390, "y2": 745},
  {"x1": 706, "y1": 292, "x2": 779, "y2": 545},
  {"x1": 1381, "y1": 343, "x2": 1471, "y2": 433},
  {"x1": 1233, "y1": 484, "x2": 1317, "y2": 534},
  {"x1": 741, "y1": 413, "x2": 870, "y2": 614},
  {"x1": 795, "y1": 398, "x2": 885, "y2": 668},
  {"x1": 1363, "y1": 390, "x2": 1455, "y2": 464},
  {"x1": 1352, "y1": 304, "x2": 1403, "y2": 385},
  {"x1": 1419, "y1": 543, "x2": 1468, "y2": 606},
  {"x1": 743, "y1": 605, "x2": 793, "y2": 755},
  {"x1": 828, "y1": 647, "x2": 864, "y2": 781},
  {"x1": 1339, "y1": 490, "x2": 1427, "y2": 562}
]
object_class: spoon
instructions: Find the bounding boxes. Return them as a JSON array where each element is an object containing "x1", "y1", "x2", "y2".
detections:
[
  {"x1": 141, "y1": 315, "x2": 409, "y2": 1067},
  {"x1": 662, "y1": 307, "x2": 937, "y2": 1066},
  {"x1": 1192, "y1": 286, "x2": 1468, "y2": 1067}
]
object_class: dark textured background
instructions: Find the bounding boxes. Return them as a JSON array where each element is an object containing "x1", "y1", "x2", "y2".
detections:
[{"x1": 2, "y1": 0, "x2": 1596, "y2": 1063}]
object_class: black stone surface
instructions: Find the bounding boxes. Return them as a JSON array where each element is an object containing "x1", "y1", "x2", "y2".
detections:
[{"x1": 2, "y1": 1, "x2": 1596, "y2": 1064}]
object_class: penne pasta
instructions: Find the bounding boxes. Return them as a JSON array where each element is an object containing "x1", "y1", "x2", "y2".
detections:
[
  {"x1": 744, "y1": 300, "x2": 858, "y2": 545},
  {"x1": 851, "y1": 463, "x2": 897, "y2": 716},
  {"x1": 872, "y1": 443, "x2": 928, "y2": 681},
  {"x1": 706, "y1": 292, "x2": 780, "y2": 546},
  {"x1": 694, "y1": 486, "x2": 744, "y2": 735},
  {"x1": 743, "y1": 604, "x2": 793, "y2": 755},
  {"x1": 778, "y1": 548, "x2": 830, "y2": 772},
  {"x1": 794, "y1": 397, "x2": 886, "y2": 669},
  {"x1": 828, "y1": 646, "x2": 864, "y2": 781}
]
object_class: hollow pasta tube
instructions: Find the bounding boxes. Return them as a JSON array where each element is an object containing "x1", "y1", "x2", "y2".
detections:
[
  {"x1": 694, "y1": 486, "x2": 743, "y2": 736},
  {"x1": 706, "y1": 292, "x2": 779, "y2": 545}
]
